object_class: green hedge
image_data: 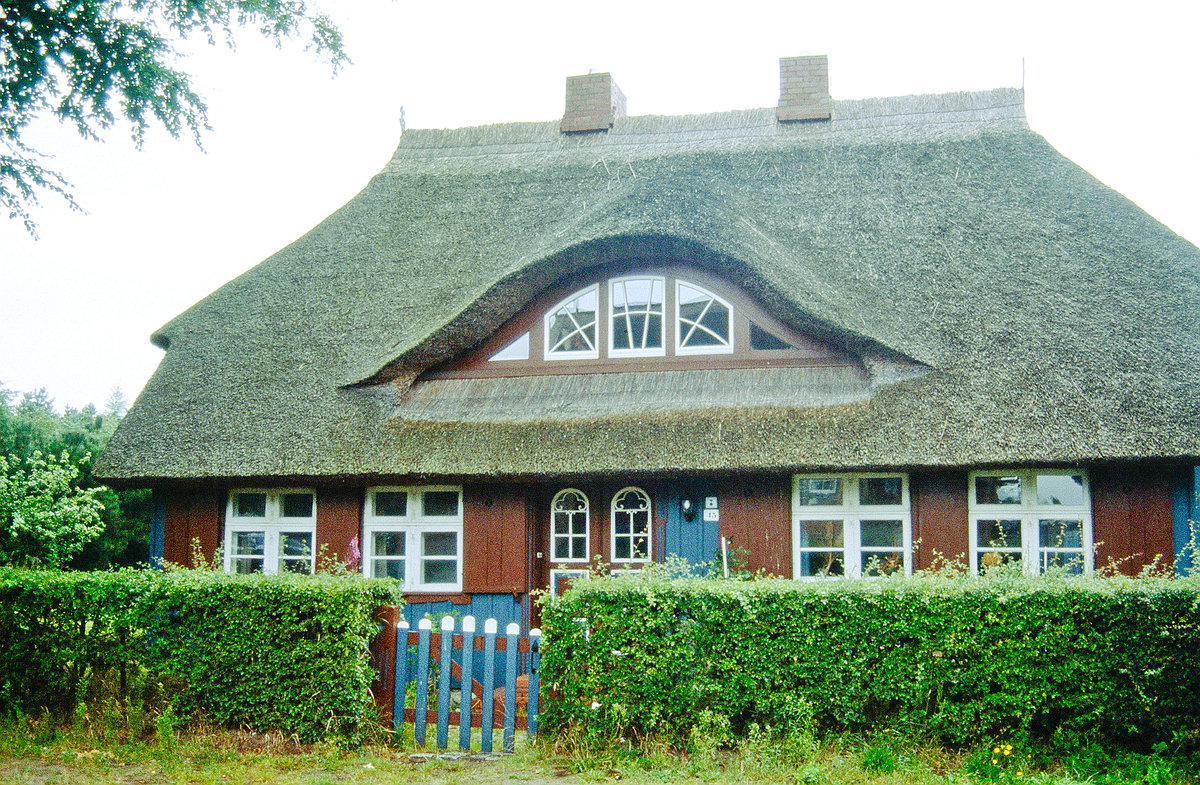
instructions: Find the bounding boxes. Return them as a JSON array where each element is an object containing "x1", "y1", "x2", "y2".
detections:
[
  {"x1": 0, "y1": 568, "x2": 399, "y2": 742},
  {"x1": 539, "y1": 572, "x2": 1200, "y2": 750}
]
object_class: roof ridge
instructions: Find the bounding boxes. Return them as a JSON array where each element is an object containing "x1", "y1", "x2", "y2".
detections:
[{"x1": 385, "y1": 88, "x2": 1027, "y2": 169}]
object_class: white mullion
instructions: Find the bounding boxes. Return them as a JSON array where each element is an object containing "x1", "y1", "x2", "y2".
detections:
[{"x1": 845, "y1": 518, "x2": 861, "y2": 578}]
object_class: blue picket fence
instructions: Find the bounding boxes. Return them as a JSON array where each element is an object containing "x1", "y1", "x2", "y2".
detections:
[{"x1": 370, "y1": 606, "x2": 541, "y2": 753}]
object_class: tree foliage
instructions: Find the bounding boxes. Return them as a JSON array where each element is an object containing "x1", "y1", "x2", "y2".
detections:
[
  {"x1": 1, "y1": 0, "x2": 347, "y2": 233},
  {"x1": 0, "y1": 450, "x2": 105, "y2": 567},
  {"x1": 0, "y1": 385, "x2": 149, "y2": 569}
]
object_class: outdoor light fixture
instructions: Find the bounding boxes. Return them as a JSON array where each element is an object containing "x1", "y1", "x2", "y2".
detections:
[{"x1": 681, "y1": 498, "x2": 697, "y2": 522}]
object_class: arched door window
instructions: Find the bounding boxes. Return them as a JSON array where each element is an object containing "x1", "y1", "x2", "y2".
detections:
[
  {"x1": 611, "y1": 487, "x2": 652, "y2": 562},
  {"x1": 551, "y1": 489, "x2": 590, "y2": 562}
]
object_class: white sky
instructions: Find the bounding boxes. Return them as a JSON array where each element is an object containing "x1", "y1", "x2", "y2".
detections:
[{"x1": 2, "y1": 0, "x2": 1197, "y2": 413}]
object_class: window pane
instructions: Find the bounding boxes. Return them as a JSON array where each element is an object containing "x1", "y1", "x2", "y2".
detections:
[
  {"x1": 553, "y1": 519, "x2": 570, "y2": 535},
  {"x1": 611, "y1": 279, "x2": 664, "y2": 351},
  {"x1": 423, "y1": 491, "x2": 459, "y2": 518},
  {"x1": 800, "y1": 552, "x2": 844, "y2": 577},
  {"x1": 374, "y1": 491, "x2": 408, "y2": 518},
  {"x1": 798, "y1": 520, "x2": 843, "y2": 548},
  {"x1": 279, "y1": 559, "x2": 312, "y2": 575},
  {"x1": 423, "y1": 560, "x2": 457, "y2": 584},
  {"x1": 570, "y1": 538, "x2": 587, "y2": 560},
  {"x1": 232, "y1": 557, "x2": 263, "y2": 574},
  {"x1": 1036, "y1": 475, "x2": 1085, "y2": 507},
  {"x1": 796, "y1": 478, "x2": 842, "y2": 506},
  {"x1": 553, "y1": 491, "x2": 587, "y2": 513},
  {"x1": 547, "y1": 290, "x2": 597, "y2": 354},
  {"x1": 372, "y1": 560, "x2": 405, "y2": 580},
  {"x1": 614, "y1": 538, "x2": 631, "y2": 560},
  {"x1": 489, "y1": 332, "x2": 530, "y2": 362},
  {"x1": 233, "y1": 531, "x2": 265, "y2": 556},
  {"x1": 280, "y1": 532, "x2": 313, "y2": 557},
  {"x1": 1039, "y1": 519, "x2": 1083, "y2": 549},
  {"x1": 750, "y1": 322, "x2": 791, "y2": 350},
  {"x1": 628, "y1": 536, "x2": 649, "y2": 559},
  {"x1": 977, "y1": 551, "x2": 1021, "y2": 571},
  {"x1": 861, "y1": 519, "x2": 903, "y2": 548},
  {"x1": 554, "y1": 539, "x2": 571, "y2": 559},
  {"x1": 860, "y1": 477, "x2": 902, "y2": 506},
  {"x1": 977, "y1": 519, "x2": 1022, "y2": 548},
  {"x1": 678, "y1": 284, "x2": 730, "y2": 349},
  {"x1": 280, "y1": 493, "x2": 314, "y2": 518},
  {"x1": 976, "y1": 476, "x2": 1021, "y2": 505},
  {"x1": 1042, "y1": 551, "x2": 1084, "y2": 574},
  {"x1": 423, "y1": 531, "x2": 457, "y2": 557},
  {"x1": 233, "y1": 493, "x2": 267, "y2": 518},
  {"x1": 373, "y1": 531, "x2": 405, "y2": 556},
  {"x1": 862, "y1": 552, "x2": 904, "y2": 577}
]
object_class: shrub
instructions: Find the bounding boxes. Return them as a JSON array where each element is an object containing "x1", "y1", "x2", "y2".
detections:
[
  {"x1": 539, "y1": 570, "x2": 1200, "y2": 752},
  {"x1": 0, "y1": 568, "x2": 399, "y2": 743}
]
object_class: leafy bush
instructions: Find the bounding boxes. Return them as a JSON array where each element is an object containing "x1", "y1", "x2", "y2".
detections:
[
  {"x1": 539, "y1": 570, "x2": 1200, "y2": 752},
  {"x1": 0, "y1": 568, "x2": 399, "y2": 742}
]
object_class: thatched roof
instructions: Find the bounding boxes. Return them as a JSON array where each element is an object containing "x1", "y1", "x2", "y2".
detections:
[{"x1": 96, "y1": 88, "x2": 1200, "y2": 485}]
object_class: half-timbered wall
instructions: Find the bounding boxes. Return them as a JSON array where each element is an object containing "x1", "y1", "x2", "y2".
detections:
[
  {"x1": 1091, "y1": 464, "x2": 1177, "y2": 574},
  {"x1": 154, "y1": 464, "x2": 1184, "y2": 584},
  {"x1": 718, "y1": 475, "x2": 792, "y2": 577},
  {"x1": 911, "y1": 470, "x2": 970, "y2": 571}
]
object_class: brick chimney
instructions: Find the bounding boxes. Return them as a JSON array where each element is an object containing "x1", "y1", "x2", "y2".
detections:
[
  {"x1": 560, "y1": 72, "x2": 626, "y2": 134},
  {"x1": 776, "y1": 55, "x2": 832, "y2": 122}
]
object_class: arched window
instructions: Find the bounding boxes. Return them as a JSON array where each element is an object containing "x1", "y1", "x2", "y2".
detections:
[
  {"x1": 676, "y1": 281, "x2": 732, "y2": 353},
  {"x1": 609, "y1": 277, "x2": 665, "y2": 356},
  {"x1": 545, "y1": 285, "x2": 598, "y2": 359},
  {"x1": 611, "y1": 487, "x2": 652, "y2": 562},
  {"x1": 551, "y1": 489, "x2": 590, "y2": 562}
]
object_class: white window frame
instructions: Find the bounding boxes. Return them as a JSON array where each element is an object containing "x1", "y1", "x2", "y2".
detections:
[
  {"x1": 791, "y1": 474, "x2": 912, "y2": 579},
  {"x1": 608, "y1": 276, "x2": 667, "y2": 358},
  {"x1": 363, "y1": 486, "x2": 464, "y2": 592},
  {"x1": 544, "y1": 285, "x2": 600, "y2": 360},
  {"x1": 224, "y1": 489, "x2": 317, "y2": 575},
  {"x1": 610, "y1": 486, "x2": 653, "y2": 563},
  {"x1": 675, "y1": 280, "x2": 734, "y2": 355},
  {"x1": 968, "y1": 469, "x2": 1092, "y2": 575},
  {"x1": 550, "y1": 488, "x2": 590, "y2": 564}
]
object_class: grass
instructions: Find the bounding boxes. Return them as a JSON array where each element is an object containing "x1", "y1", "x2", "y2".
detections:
[{"x1": 1, "y1": 714, "x2": 1197, "y2": 785}]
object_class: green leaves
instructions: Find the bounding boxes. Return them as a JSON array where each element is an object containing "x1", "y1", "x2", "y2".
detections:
[
  {"x1": 0, "y1": 450, "x2": 105, "y2": 568},
  {"x1": 0, "y1": 568, "x2": 400, "y2": 742},
  {"x1": 540, "y1": 573, "x2": 1200, "y2": 753},
  {"x1": 0, "y1": 0, "x2": 347, "y2": 233}
]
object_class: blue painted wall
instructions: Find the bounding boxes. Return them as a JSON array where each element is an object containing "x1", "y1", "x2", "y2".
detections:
[
  {"x1": 1174, "y1": 467, "x2": 1199, "y2": 576},
  {"x1": 149, "y1": 493, "x2": 166, "y2": 569}
]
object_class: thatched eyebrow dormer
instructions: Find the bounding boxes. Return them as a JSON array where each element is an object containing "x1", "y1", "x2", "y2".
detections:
[{"x1": 384, "y1": 258, "x2": 931, "y2": 423}]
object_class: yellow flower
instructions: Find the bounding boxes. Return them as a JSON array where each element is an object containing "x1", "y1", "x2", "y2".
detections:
[{"x1": 994, "y1": 746, "x2": 1002, "y2": 754}]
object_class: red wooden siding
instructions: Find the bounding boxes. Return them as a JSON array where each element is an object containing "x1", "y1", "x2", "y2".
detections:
[
  {"x1": 463, "y1": 485, "x2": 530, "y2": 594},
  {"x1": 1091, "y1": 464, "x2": 1176, "y2": 575},
  {"x1": 315, "y1": 488, "x2": 362, "y2": 570},
  {"x1": 911, "y1": 470, "x2": 969, "y2": 571},
  {"x1": 161, "y1": 488, "x2": 223, "y2": 566},
  {"x1": 719, "y1": 475, "x2": 792, "y2": 577}
]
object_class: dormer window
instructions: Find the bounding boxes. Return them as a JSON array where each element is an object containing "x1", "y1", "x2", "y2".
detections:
[
  {"x1": 609, "y1": 276, "x2": 665, "y2": 356},
  {"x1": 429, "y1": 265, "x2": 855, "y2": 379},
  {"x1": 546, "y1": 285, "x2": 599, "y2": 359},
  {"x1": 676, "y1": 281, "x2": 731, "y2": 353}
]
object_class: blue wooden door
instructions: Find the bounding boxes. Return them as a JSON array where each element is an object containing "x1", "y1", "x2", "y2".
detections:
[{"x1": 663, "y1": 479, "x2": 720, "y2": 572}]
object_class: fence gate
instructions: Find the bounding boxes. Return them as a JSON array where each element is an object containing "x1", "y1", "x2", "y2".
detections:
[{"x1": 370, "y1": 606, "x2": 541, "y2": 752}]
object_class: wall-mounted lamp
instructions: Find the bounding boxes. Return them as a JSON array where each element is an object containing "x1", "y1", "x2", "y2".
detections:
[{"x1": 681, "y1": 498, "x2": 697, "y2": 522}]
